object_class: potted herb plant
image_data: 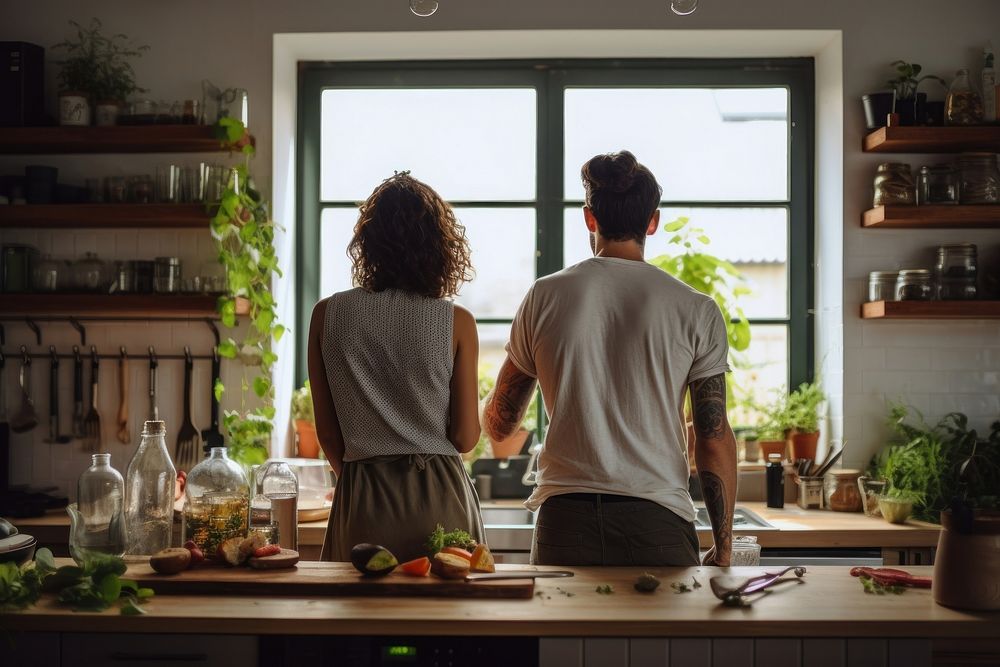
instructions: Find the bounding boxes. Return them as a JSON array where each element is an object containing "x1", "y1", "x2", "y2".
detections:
[
  {"x1": 786, "y1": 380, "x2": 825, "y2": 461},
  {"x1": 291, "y1": 381, "x2": 319, "y2": 458},
  {"x1": 52, "y1": 18, "x2": 148, "y2": 126}
]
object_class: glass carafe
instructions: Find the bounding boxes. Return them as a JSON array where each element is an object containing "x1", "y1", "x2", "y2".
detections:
[
  {"x1": 945, "y1": 68, "x2": 985, "y2": 126},
  {"x1": 69, "y1": 453, "x2": 126, "y2": 564},
  {"x1": 182, "y1": 447, "x2": 250, "y2": 558},
  {"x1": 124, "y1": 420, "x2": 176, "y2": 556},
  {"x1": 262, "y1": 461, "x2": 298, "y2": 551}
]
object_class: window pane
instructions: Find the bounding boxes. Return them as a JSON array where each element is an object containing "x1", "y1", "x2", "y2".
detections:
[
  {"x1": 563, "y1": 207, "x2": 787, "y2": 318},
  {"x1": 477, "y1": 322, "x2": 513, "y2": 379},
  {"x1": 564, "y1": 88, "x2": 788, "y2": 201},
  {"x1": 454, "y1": 208, "x2": 536, "y2": 319},
  {"x1": 321, "y1": 207, "x2": 535, "y2": 319},
  {"x1": 729, "y1": 324, "x2": 788, "y2": 427},
  {"x1": 321, "y1": 89, "x2": 536, "y2": 201}
]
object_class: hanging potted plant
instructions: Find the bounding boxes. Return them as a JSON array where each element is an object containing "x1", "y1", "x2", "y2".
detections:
[
  {"x1": 212, "y1": 116, "x2": 283, "y2": 468},
  {"x1": 291, "y1": 381, "x2": 320, "y2": 458},
  {"x1": 786, "y1": 379, "x2": 825, "y2": 461},
  {"x1": 53, "y1": 18, "x2": 148, "y2": 126}
]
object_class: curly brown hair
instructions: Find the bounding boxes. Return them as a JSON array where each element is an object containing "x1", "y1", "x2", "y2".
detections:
[{"x1": 348, "y1": 173, "x2": 473, "y2": 299}]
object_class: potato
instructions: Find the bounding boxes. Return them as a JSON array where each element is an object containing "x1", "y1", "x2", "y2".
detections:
[
  {"x1": 431, "y1": 552, "x2": 471, "y2": 580},
  {"x1": 239, "y1": 531, "x2": 267, "y2": 561},
  {"x1": 149, "y1": 547, "x2": 192, "y2": 575},
  {"x1": 218, "y1": 537, "x2": 246, "y2": 566}
]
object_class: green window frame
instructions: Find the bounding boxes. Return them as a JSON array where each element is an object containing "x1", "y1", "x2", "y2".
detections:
[{"x1": 296, "y1": 58, "x2": 815, "y2": 397}]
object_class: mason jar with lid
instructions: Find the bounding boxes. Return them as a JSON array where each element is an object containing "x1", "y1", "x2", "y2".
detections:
[
  {"x1": 958, "y1": 153, "x2": 1000, "y2": 204},
  {"x1": 895, "y1": 269, "x2": 933, "y2": 301},
  {"x1": 153, "y1": 257, "x2": 182, "y2": 293},
  {"x1": 936, "y1": 244, "x2": 977, "y2": 279},
  {"x1": 868, "y1": 271, "x2": 898, "y2": 302},
  {"x1": 873, "y1": 162, "x2": 916, "y2": 206},
  {"x1": 824, "y1": 469, "x2": 863, "y2": 512},
  {"x1": 917, "y1": 164, "x2": 960, "y2": 205}
]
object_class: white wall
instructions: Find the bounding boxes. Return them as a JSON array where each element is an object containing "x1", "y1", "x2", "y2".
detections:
[{"x1": 3, "y1": 0, "x2": 1000, "y2": 497}]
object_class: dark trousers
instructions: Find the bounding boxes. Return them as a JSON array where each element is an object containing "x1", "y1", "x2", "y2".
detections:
[{"x1": 530, "y1": 493, "x2": 700, "y2": 566}]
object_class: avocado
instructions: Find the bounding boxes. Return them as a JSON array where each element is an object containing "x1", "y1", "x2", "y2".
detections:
[{"x1": 351, "y1": 543, "x2": 399, "y2": 577}]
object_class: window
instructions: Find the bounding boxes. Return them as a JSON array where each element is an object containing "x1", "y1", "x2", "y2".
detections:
[{"x1": 297, "y1": 60, "x2": 814, "y2": 426}]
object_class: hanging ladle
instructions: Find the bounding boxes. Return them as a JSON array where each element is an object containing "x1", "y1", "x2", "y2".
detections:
[{"x1": 710, "y1": 566, "x2": 807, "y2": 607}]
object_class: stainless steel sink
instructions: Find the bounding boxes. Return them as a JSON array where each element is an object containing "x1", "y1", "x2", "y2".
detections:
[
  {"x1": 695, "y1": 506, "x2": 776, "y2": 531},
  {"x1": 480, "y1": 507, "x2": 536, "y2": 526}
]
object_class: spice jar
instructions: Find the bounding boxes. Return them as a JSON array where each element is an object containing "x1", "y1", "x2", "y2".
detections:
[
  {"x1": 868, "y1": 271, "x2": 898, "y2": 302},
  {"x1": 945, "y1": 68, "x2": 985, "y2": 126},
  {"x1": 72, "y1": 252, "x2": 109, "y2": 292},
  {"x1": 958, "y1": 153, "x2": 1000, "y2": 204},
  {"x1": 153, "y1": 257, "x2": 182, "y2": 293},
  {"x1": 917, "y1": 164, "x2": 960, "y2": 205},
  {"x1": 182, "y1": 447, "x2": 250, "y2": 558},
  {"x1": 824, "y1": 469, "x2": 863, "y2": 512},
  {"x1": 895, "y1": 269, "x2": 933, "y2": 301},
  {"x1": 873, "y1": 163, "x2": 916, "y2": 206}
]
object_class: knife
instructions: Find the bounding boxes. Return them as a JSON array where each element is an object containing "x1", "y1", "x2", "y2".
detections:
[
  {"x1": 464, "y1": 571, "x2": 574, "y2": 582},
  {"x1": 47, "y1": 346, "x2": 71, "y2": 444},
  {"x1": 72, "y1": 346, "x2": 84, "y2": 439}
]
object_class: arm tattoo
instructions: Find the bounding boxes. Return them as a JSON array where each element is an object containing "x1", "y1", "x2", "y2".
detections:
[
  {"x1": 700, "y1": 469, "x2": 732, "y2": 551},
  {"x1": 690, "y1": 373, "x2": 727, "y2": 441},
  {"x1": 484, "y1": 361, "x2": 536, "y2": 442}
]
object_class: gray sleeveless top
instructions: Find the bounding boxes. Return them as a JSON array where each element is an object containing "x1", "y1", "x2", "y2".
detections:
[{"x1": 322, "y1": 288, "x2": 458, "y2": 461}]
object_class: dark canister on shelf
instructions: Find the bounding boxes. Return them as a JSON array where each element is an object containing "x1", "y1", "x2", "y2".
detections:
[
  {"x1": 936, "y1": 244, "x2": 978, "y2": 300},
  {"x1": 917, "y1": 164, "x2": 960, "y2": 205},
  {"x1": 873, "y1": 162, "x2": 916, "y2": 206},
  {"x1": 895, "y1": 269, "x2": 933, "y2": 301},
  {"x1": 131, "y1": 260, "x2": 155, "y2": 294},
  {"x1": 766, "y1": 453, "x2": 785, "y2": 509}
]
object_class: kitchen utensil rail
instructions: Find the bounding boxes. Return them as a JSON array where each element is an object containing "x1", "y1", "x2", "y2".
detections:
[{"x1": 0, "y1": 316, "x2": 225, "y2": 346}]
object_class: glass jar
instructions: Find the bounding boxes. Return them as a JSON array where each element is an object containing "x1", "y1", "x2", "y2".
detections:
[
  {"x1": 262, "y1": 461, "x2": 298, "y2": 551},
  {"x1": 153, "y1": 257, "x2": 182, "y2": 293},
  {"x1": 895, "y1": 269, "x2": 933, "y2": 301},
  {"x1": 936, "y1": 244, "x2": 978, "y2": 300},
  {"x1": 132, "y1": 260, "x2": 155, "y2": 293},
  {"x1": 917, "y1": 164, "x2": 960, "y2": 205},
  {"x1": 958, "y1": 153, "x2": 1000, "y2": 204},
  {"x1": 33, "y1": 254, "x2": 67, "y2": 292},
  {"x1": 70, "y1": 453, "x2": 126, "y2": 563},
  {"x1": 182, "y1": 447, "x2": 250, "y2": 558},
  {"x1": 945, "y1": 68, "x2": 985, "y2": 126},
  {"x1": 868, "y1": 271, "x2": 898, "y2": 302},
  {"x1": 824, "y1": 469, "x2": 863, "y2": 512},
  {"x1": 124, "y1": 420, "x2": 177, "y2": 556},
  {"x1": 858, "y1": 477, "x2": 887, "y2": 518},
  {"x1": 873, "y1": 162, "x2": 916, "y2": 206},
  {"x1": 730, "y1": 536, "x2": 761, "y2": 566},
  {"x1": 72, "y1": 252, "x2": 109, "y2": 292},
  {"x1": 128, "y1": 174, "x2": 154, "y2": 203}
]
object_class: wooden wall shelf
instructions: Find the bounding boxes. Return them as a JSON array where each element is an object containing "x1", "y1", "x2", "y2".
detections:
[
  {"x1": 0, "y1": 125, "x2": 241, "y2": 154},
  {"x1": 863, "y1": 126, "x2": 1000, "y2": 153},
  {"x1": 862, "y1": 205, "x2": 1000, "y2": 228},
  {"x1": 0, "y1": 204, "x2": 213, "y2": 229},
  {"x1": 861, "y1": 300, "x2": 1000, "y2": 319},
  {"x1": 0, "y1": 294, "x2": 248, "y2": 319}
]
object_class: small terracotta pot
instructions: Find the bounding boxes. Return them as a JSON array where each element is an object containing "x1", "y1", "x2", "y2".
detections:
[
  {"x1": 490, "y1": 429, "x2": 531, "y2": 459},
  {"x1": 760, "y1": 439, "x2": 787, "y2": 462},
  {"x1": 790, "y1": 430, "x2": 819, "y2": 460},
  {"x1": 295, "y1": 419, "x2": 320, "y2": 458}
]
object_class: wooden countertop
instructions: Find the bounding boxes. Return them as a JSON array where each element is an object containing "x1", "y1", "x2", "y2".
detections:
[
  {"x1": 4, "y1": 564, "x2": 997, "y2": 638},
  {"x1": 6, "y1": 501, "x2": 942, "y2": 550}
]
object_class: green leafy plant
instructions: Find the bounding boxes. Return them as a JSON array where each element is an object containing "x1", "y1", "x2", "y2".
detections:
[
  {"x1": 211, "y1": 116, "x2": 284, "y2": 468},
  {"x1": 52, "y1": 18, "x2": 148, "y2": 100},
  {"x1": 785, "y1": 380, "x2": 825, "y2": 434},
  {"x1": 291, "y1": 381, "x2": 314, "y2": 423},
  {"x1": 886, "y1": 61, "x2": 945, "y2": 102},
  {"x1": 425, "y1": 524, "x2": 477, "y2": 555},
  {"x1": 868, "y1": 404, "x2": 1000, "y2": 522},
  {"x1": 648, "y1": 216, "x2": 752, "y2": 354}
]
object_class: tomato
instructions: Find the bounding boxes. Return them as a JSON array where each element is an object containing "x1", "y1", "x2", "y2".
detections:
[
  {"x1": 399, "y1": 557, "x2": 431, "y2": 577},
  {"x1": 440, "y1": 546, "x2": 473, "y2": 562}
]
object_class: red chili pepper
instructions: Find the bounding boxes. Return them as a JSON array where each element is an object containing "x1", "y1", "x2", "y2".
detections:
[
  {"x1": 253, "y1": 544, "x2": 281, "y2": 558},
  {"x1": 850, "y1": 566, "x2": 932, "y2": 588}
]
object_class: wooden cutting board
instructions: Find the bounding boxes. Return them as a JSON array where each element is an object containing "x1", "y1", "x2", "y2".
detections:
[{"x1": 129, "y1": 561, "x2": 535, "y2": 599}]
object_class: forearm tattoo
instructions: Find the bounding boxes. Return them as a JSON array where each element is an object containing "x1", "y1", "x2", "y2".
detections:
[
  {"x1": 691, "y1": 373, "x2": 727, "y2": 441},
  {"x1": 700, "y1": 469, "x2": 732, "y2": 551},
  {"x1": 484, "y1": 363, "x2": 536, "y2": 442}
]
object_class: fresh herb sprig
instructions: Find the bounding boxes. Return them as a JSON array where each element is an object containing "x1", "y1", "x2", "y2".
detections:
[
  {"x1": 858, "y1": 575, "x2": 905, "y2": 596},
  {"x1": 425, "y1": 524, "x2": 477, "y2": 555}
]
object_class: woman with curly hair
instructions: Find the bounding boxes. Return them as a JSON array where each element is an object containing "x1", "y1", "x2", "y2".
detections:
[{"x1": 307, "y1": 172, "x2": 485, "y2": 562}]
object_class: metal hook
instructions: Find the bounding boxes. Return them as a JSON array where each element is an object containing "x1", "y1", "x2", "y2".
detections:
[
  {"x1": 25, "y1": 319, "x2": 41, "y2": 346},
  {"x1": 69, "y1": 318, "x2": 86, "y2": 346},
  {"x1": 73, "y1": 345, "x2": 81, "y2": 363},
  {"x1": 21, "y1": 345, "x2": 30, "y2": 366},
  {"x1": 120, "y1": 346, "x2": 128, "y2": 359},
  {"x1": 91, "y1": 345, "x2": 99, "y2": 369},
  {"x1": 49, "y1": 345, "x2": 57, "y2": 362},
  {"x1": 204, "y1": 319, "x2": 220, "y2": 346},
  {"x1": 148, "y1": 346, "x2": 157, "y2": 369},
  {"x1": 184, "y1": 345, "x2": 193, "y2": 365}
]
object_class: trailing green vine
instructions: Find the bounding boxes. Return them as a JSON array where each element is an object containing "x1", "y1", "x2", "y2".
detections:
[{"x1": 211, "y1": 117, "x2": 285, "y2": 466}]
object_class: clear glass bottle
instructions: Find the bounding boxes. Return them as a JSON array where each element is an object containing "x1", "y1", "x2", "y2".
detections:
[
  {"x1": 124, "y1": 420, "x2": 176, "y2": 556},
  {"x1": 70, "y1": 453, "x2": 126, "y2": 562},
  {"x1": 182, "y1": 447, "x2": 250, "y2": 558},
  {"x1": 262, "y1": 461, "x2": 298, "y2": 551},
  {"x1": 945, "y1": 68, "x2": 985, "y2": 126}
]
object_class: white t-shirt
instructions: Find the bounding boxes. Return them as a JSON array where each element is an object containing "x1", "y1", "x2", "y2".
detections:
[{"x1": 506, "y1": 256, "x2": 731, "y2": 522}]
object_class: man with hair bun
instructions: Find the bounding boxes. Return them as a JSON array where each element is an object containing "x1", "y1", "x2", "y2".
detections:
[{"x1": 482, "y1": 150, "x2": 737, "y2": 567}]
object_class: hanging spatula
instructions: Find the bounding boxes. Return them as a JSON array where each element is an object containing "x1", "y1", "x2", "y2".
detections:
[{"x1": 174, "y1": 347, "x2": 200, "y2": 471}]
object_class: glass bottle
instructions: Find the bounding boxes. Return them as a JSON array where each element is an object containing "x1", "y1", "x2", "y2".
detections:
[
  {"x1": 262, "y1": 461, "x2": 298, "y2": 551},
  {"x1": 182, "y1": 447, "x2": 250, "y2": 557},
  {"x1": 124, "y1": 420, "x2": 176, "y2": 556},
  {"x1": 945, "y1": 68, "x2": 985, "y2": 126},
  {"x1": 70, "y1": 453, "x2": 126, "y2": 563}
]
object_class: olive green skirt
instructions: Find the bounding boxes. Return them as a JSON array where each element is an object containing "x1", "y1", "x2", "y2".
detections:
[{"x1": 321, "y1": 453, "x2": 485, "y2": 563}]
